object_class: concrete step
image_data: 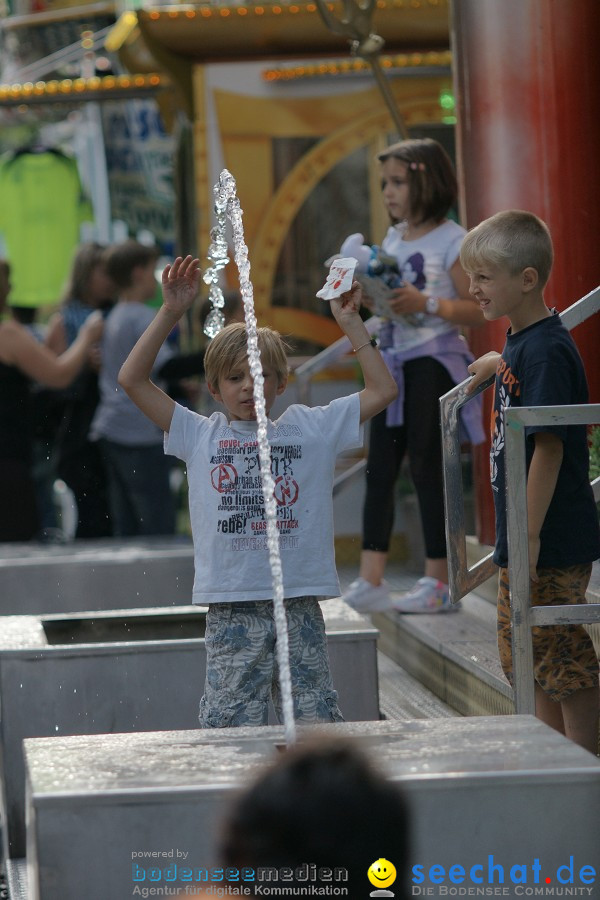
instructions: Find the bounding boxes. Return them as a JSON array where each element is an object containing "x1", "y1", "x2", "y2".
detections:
[
  {"x1": 376, "y1": 650, "x2": 460, "y2": 721},
  {"x1": 372, "y1": 592, "x2": 513, "y2": 717},
  {"x1": 338, "y1": 564, "x2": 513, "y2": 718},
  {"x1": 341, "y1": 558, "x2": 600, "y2": 720}
]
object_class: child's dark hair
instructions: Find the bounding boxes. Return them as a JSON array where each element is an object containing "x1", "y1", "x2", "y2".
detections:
[
  {"x1": 104, "y1": 240, "x2": 159, "y2": 289},
  {"x1": 378, "y1": 137, "x2": 457, "y2": 225},
  {"x1": 62, "y1": 242, "x2": 108, "y2": 305},
  {"x1": 220, "y1": 737, "x2": 410, "y2": 899}
]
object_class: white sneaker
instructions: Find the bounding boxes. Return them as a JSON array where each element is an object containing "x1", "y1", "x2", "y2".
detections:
[
  {"x1": 392, "y1": 577, "x2": 459, "y2": 614},
  {"x1": 342, "y1": 577, "x2": 393, "y2": 613}
]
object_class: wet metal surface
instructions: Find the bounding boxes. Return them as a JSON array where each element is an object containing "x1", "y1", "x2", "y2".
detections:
[
  {"x1": 0, "y1": 537, "x2": 196, "y2": 615},
  {"x1": 26, "y1": 717, "x2": 600, "y2": 792},
  {"x1": 23, "y1": 717, "x2": 600, "y2": 900},
  {"x1": 0, "y1": 599, "x2": 378, "y2": 858}
]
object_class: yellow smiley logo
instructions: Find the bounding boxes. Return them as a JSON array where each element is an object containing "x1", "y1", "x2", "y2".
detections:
[{"x1": 368, "y1": 858, "x2": 397, "y2": 889}]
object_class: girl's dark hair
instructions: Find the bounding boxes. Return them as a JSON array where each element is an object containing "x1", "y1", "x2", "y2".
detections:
[
  {"x1": 378, "y1": 137, "x2": 457, "y2": 225},
  {"x1": 62, "y1": 242, "x2": 107, "y2": 305},
  {"x1": 220, "y1": 738, "x2": 410, "y2": 899},
  {"x1": 104, "y1": 239, "x2": 159, "y2": 289}
]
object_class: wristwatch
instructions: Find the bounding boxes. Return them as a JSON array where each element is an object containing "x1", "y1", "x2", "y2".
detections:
[{"x1": 425, "y1": 296, "x2": 440, "y2": 315}]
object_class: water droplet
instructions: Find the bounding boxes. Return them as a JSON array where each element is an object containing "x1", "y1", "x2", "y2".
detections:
[{"x1": 204, "y1": 308, "x2": 225, "y2": 338}]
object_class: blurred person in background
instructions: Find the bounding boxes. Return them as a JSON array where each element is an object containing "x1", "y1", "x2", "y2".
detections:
[
  {"x1": 0, "y1": 259, "x2": 103, "y2": 542},
  {"x1": 45, "y1": 242, "x2": 117, "y2": 538},
  {"x1": 90, "y1": 240, "x2": 176, "y2": 537}
]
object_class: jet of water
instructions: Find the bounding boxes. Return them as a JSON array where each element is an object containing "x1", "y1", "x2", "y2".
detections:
[
  {"x1": 202, "y1": 205, "x2": 230, "y2": 338},
  {"x1": 213, "y1": 169, "x2": 296, "y2": 746}
]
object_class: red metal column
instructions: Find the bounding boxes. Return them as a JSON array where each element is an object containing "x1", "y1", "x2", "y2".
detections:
[{"x1": 451, "y1": 0, "x2": 600, "y2": 546}]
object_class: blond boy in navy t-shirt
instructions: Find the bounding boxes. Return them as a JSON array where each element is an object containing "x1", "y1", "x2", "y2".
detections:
[{"x1": 464, "y1": 210, "x2": 599, "y2": 754}]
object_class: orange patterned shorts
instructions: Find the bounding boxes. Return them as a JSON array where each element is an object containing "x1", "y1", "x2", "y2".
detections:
[{"x1": 497, "y1": 563, "x2": 599, "y2": 701}]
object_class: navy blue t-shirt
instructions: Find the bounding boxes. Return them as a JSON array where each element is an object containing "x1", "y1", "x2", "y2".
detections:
[{"x1": 491, "y1": 310, "x2": 600, "y2": 568}]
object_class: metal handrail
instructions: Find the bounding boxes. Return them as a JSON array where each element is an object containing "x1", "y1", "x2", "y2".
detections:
[
  {"x1": 294, "y1": 316, "x2": 382, "y2": 405},
  {"x1": 440, "y1": 371, "x2": 496, "y2": 601},
  {"x1": 293, "y1": 317, "x2": 384, "y2": 491},
  {"x1": 11, "y1": 25, "x2": 115, "y2": 83},
  {"x1": 440, "y1": 284, "x2": 600, "y2": 604},
  {"x1": 333, "y1": 457, "x2": 369, "y2": 497},
  {"x1": 505, "y1": 404, "x2": 600, "y2": 714}
]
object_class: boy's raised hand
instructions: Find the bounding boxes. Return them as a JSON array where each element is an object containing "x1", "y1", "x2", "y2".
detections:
[
  {"x1": 162, "y1": 255, "x2": 201, "y2": 317},
  {"x1": 329, "y1": 280, "x2": 363, "y2": 325}
]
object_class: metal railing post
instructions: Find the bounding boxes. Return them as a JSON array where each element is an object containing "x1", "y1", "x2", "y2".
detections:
[
  {"x1": 504, "y1": 409, "x2": 536, "y2": 713},
  {"x1": 504, "y1": 403, "x2": 600, "y2": 714}
]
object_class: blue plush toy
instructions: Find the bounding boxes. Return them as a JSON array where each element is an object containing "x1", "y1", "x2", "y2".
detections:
[{"x1": 340, "y1": 233, "x2": 403, "y2": 289}]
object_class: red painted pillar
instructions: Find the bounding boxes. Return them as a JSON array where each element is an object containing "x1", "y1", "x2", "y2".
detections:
[{"x1": 451, "y1": 0, "x2": 600, "y2": 546}]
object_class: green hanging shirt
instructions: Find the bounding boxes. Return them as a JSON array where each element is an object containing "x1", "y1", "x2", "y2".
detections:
[{"x1": 0, "y1": 150, "x2": 93, "y2": 307}]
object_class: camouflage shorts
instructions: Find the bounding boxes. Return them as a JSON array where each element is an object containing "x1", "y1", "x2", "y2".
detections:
[
  {"x1": 198, "y1": 596, "x2": 344, "y2": 728},
  {"x1": 497, "y1": 564, "x2": 599, "y2": 701}
]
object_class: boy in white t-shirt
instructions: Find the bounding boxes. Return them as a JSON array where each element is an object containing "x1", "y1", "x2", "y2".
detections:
[{"x1": 118, "y1": 255, "x2": 397, "y2": 727}]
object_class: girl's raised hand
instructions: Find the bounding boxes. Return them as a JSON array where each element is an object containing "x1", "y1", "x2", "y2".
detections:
[{"x1": 162, "y1": 255, "x2": 201, "y2": 316}]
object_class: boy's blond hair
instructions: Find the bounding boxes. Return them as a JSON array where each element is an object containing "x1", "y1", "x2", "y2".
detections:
[
  {"x1": 460, "y1": 210, "x2": 553, "y2": 288},
  {"x1": 204, "y1": 323, "x2": 289, "y2": 390}
]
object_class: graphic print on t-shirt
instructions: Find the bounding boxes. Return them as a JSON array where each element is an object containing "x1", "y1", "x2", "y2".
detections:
[
  {"x1": 210, "y1": 424, "x2": 302, "y2": 552},
  {"x1": 490, "y1": 357, "x2": 521, "y2": 490},
  {"x1": 401, "y1": 252, "x2": 426, "y2": 292}
]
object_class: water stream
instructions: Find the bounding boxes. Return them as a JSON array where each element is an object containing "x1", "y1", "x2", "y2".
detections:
[{"x1": 206, "y1": 169, "x2": 296, "y2": 746}]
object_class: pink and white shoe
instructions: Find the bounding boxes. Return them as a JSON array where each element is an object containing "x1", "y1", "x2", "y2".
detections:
[{"x1": 392, "y1": 577, "x2": 459, "y2": 614}]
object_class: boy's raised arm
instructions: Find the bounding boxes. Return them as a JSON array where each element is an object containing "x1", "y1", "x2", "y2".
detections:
[
  {"x1": 119, "y1": 255, "x2": 201, "y2": 433},
  {"x1": 329, "y1": 282, "x2": 398, "y2": 423}
]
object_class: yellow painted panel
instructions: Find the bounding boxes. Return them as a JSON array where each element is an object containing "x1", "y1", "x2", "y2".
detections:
[
  {"x1": 213, "y1": 78, "x2": 447, "y2": 138},
  {"x1": 196, "y1": 74, "x2": 451, "y2": 346},
  {"x1": 220, "y1": 137, "x2": 274, "y2": 303},
  {"x1": 247, "y1": 97, "x2": 446, "y2": 311},
  {"x1": 192, "y1": 65, "x2": 211, "y2": 269},
  {"x1": 268, "y1": 308, "x2": 343, "y2": 347}
]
